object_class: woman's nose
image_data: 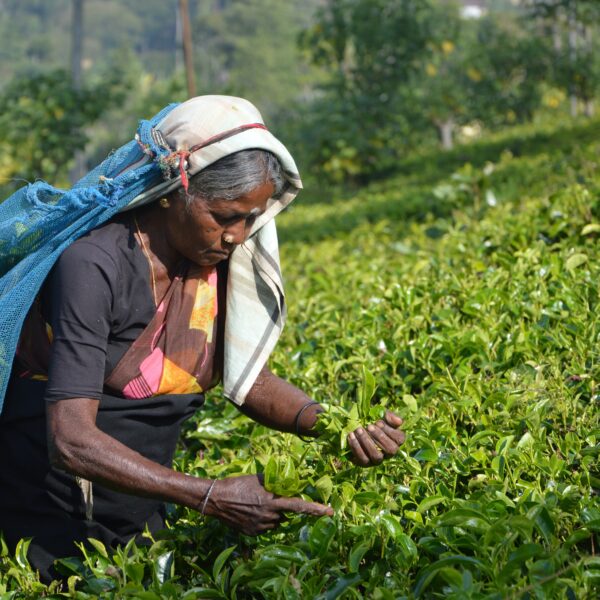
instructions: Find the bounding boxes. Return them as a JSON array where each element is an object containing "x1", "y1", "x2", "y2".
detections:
[{"x1": 224, "y1": 220, "x2": 248, "y2": 246}]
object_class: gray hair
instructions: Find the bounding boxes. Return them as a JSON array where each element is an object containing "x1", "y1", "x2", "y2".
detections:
[{"x1": 183, "y1": 149, "x2": 286, "y2": 208}]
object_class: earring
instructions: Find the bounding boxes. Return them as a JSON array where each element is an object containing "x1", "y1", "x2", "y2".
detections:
[
  {"x1": 159, "y1": 197, "x2": 170, "y2": 208},
  {"x1": 222, "y1": 233, "x2": 234, "y2": 244}
]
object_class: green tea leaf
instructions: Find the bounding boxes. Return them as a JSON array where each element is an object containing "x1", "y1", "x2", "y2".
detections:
[
  {"x1": 417, "y1": 495, "x2": 447, "y2": 514},
  {"x1": 154, "y1": 551, "x2": 174, "y2": 585},
  {"x1": 565, "y1": 253, "x2": 588, "y2": 271},
  {"x1": 309, "y1": 517, "x2": 336, "y2": 557},
  {"x1": 358, "y1": 366, "x2": 377, "y2": 419},
  {"x1": 581, "y1": 223, "x2": 600, "y2": 235},
  {"x1": 397, "y1": 534, "x2": 418, "y2": 561},
  {"x1": 379, "y1": 513, "x2": 402, "y2": 540},
  {"x1": 87, "y1": 537, "x2": 109, "y2": 559},
  {"x1": 402, "y1": 394, "x2": 418, "y2": 412},
  {"x1": 323, "y1": 573, "x2": 361, "y2": 600},
  {"x1": 315, "y1": 475, "x2": 333, "y2": 503},
  {"x1": 212, "y1": 545, "x2": 236, "y2": 581},
  {"x1": 348, "y1": 541, "x2": 370, "y2": 572}
]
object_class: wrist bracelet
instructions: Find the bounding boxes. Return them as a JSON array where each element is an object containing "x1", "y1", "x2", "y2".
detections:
[
  {"x1": 294, "y1": 400, "x2": 321, "y2": 441},
  {"x1": 201, "y1": 479, "x2": 217, "y2": 515}
]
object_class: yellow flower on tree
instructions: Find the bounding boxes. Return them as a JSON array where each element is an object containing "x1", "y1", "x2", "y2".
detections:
[{"x1": 441, "y1": 40, "x2": 455, "y2": 55}]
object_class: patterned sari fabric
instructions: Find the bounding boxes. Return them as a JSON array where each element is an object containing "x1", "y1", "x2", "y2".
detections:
[
  {"x1": 16, "y1": 262, "x2": 220, "y2": 398},
  {"x1": 105, "y1": 262, "x2": 219, "y2": 397}
]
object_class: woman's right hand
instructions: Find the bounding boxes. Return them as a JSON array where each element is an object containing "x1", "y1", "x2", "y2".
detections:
[{"x1": 203, "y1": 474, "x2": 333, "y2": 535}]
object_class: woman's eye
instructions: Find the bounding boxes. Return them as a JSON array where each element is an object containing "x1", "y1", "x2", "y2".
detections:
[{"x1": 213, "y1": 213, "x2": 241, "y2": 225}]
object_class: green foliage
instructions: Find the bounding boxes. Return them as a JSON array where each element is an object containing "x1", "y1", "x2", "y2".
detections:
[
  {"x1": 471, "y1": 13, "x2": 549, "y2": 124},
  {"x1": 552, "y1": 32, "x2": 600, "y2": 107},
  {"x1": 2, "y1": 111, "x2": 599, "y2": 599},
  {"x1": 0, "y1": 67, "x2": 128, "y2": 194},
  {"x1": 298, "y1": 0, "x2": 433, "y2": 182},
  {"x1": 82, "y1": 48, "x2": 187, "y2": 170},
  {"x1": 296, "y1": 0, "x2": 559, "y2": 180},
  {"x1": 0, "y1": 0, "x2": 70, "y2": 84},
  {"x1": 3, "y1": 1, "x2": 600, "y2": 185},
  {"x1": 525, "y1": 0, "x2": 600, "y2": 114},
  {"x1": 0, "y1": 0, "x2": 181, "y2": 82},
  {"x1": 194, "y1": 0, "x2": 323, "y2": 124}
]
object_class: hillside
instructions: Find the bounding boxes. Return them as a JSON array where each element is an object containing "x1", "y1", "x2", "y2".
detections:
[{"x1": 2, "y1": 117, "x2": 599, "y2": 598}]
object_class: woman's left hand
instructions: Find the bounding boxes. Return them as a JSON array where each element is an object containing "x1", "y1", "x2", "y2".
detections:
[{"x1": 347, "y1": 411, "x2": 405, "y2": 467}]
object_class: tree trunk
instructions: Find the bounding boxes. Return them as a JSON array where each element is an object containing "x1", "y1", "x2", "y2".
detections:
[
  {"x1": 552, "y1": 22, "x2": 562, "y2": 52},
  {"x1": 438, "y1": 120, "x2": 454, "y2": 150},
  {"x1": 70, "y1": 0, "x2": 86, "y2": 184},
  {"x1": 179, "y1": 0, "x2": 196, "y2": 98},
  {"x1": 568, "y1": 0, "x2": 578, "y2": 117},
  {"x1": 583, "y1": 25, "x2": 594, "y2": 117},
  {"x1": 71, "y1": 0, "x2": 83, "y2": 89},
  {"x1": 570, "y1": 95, "x2": 579, "y2": 117},
  {"x1": 175, "y1": 4, "x2": 182, "y2": 73}
]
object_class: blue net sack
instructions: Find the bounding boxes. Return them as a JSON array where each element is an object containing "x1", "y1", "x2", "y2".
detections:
[{"x1": 0, "y1": 103, "x2": 179, "y2": 413}]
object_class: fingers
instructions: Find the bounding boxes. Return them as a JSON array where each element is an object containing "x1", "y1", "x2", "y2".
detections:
[
  {"x1": 366, "y1": 424, "x2": 400, "y2": 455},
  {"x1": 350, "y1": 427, "x2": 384, "y2": 466},
  {"x1": 348, "y1": 417, "x2": 406, "y2": 466},
  {"x1": 273, "y1": 496, "x2": 334, "y2": 517},
  {"x1": 373, "y1": 420, "x2": 406, "y2": 447},
  {"x1": 240, "y1": 515, "x2": 281, "y2": 536},
  {"x1": 384, "y1": 410, "x2": 403, "y2": 428},
  {"x1": 348, "y1": 431, "x2": 370, "y2": 466}
]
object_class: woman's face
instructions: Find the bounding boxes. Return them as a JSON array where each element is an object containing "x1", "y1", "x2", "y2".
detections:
[{"x1": 164, "y1": 181, "x2": 274, "y2": 266}]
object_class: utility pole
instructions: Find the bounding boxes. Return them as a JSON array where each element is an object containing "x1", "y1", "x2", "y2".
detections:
[
  {"x1": 179, "y1": 0, "x2": 196, "y2": 98},
  {"x1": 583, "y1": 24, "x2": 594, "y2": 117},
  {"x1": 70, "y1": 0, "x2": 86, "y2": 183},
  {"x1": 71, "y1": 0, "x2": 83, "y2": 90},
  {"x1": 568, "y1": 0, "x2": 578, "y2": 117}
]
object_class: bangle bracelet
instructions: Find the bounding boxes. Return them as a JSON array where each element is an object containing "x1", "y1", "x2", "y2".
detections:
[
  {"x1": 201, "y1": 479, "x2": 217, "y2": 515},
  {"x1": 294, "y1": 400, "x2": 320, "y2": 440}
]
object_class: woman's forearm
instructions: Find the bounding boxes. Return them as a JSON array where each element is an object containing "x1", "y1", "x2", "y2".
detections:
[
  {"x1": 46, "y1": 396, "x2": 334, "y2": 534},
  {"x1": 238, "y1": 366, "x2": 322, "y2": 436},
  {"x1": 47, "y1": 397, "x2": 212, "y2": 510},
  {"x1": 240, "y1": 368, "x2": 406, "y2": 468}
]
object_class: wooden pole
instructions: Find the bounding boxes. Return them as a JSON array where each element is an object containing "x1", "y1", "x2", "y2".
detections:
[
  {"x1": 70, "y1": 0, "x2": 86, "y2": 183},
  {"x1": 179, "y1": 0, "x2": 196, "y2": 98},
  {"x1": 71, "y1": 0, "x2": 83, "y2": 89},
  {"x1": 568, "y1": 0, "x2": 578, "y2": 117}
]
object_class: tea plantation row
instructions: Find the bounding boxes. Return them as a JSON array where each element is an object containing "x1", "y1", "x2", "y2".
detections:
[{"x1": 1, "y1": 116, "x2": 599, "y2": 598}]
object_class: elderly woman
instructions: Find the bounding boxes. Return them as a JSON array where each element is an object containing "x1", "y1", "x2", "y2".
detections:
[{"x1": 0, "y1": 96, "x2": 404, "y2": 582}]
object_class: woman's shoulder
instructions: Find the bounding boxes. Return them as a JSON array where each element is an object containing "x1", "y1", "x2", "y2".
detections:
[
  {"x1": 58, "y1": 216, "x2": 133, "y2": 270},
  {"x1": 73, "y1": 215, "x2": 132, "y2": 251}
]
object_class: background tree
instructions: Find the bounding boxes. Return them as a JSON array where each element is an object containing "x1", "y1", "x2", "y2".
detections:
[
  {"x1": 193, "y1": 0, "x2": 322, "y2": 122},
  {"x1": 405, "y1": 4, "x2": 550, "y2": 151},
  {"x1": 525, "y1": 0, "x2": 600, "y2": 116},
  {"x1": 410, "y1": 2, "x2": 472, "y2": 150},
  {"x1": 1, "y1": 0, "x2": 600, "y2": 189},
  {"x1": 0, "y1": 66, "x2": 129, "y2": 194},
  {"x1": 299, "y1": 0, "x2": 433, "y2": 181}
]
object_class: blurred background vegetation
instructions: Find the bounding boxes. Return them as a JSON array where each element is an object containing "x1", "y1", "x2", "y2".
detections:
[{"x1": 1, "y1": 0, "x2": 599, "y2": 195}]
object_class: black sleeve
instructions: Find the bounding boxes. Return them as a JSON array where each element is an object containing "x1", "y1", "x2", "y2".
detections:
[{"x1": 44, "y1": 241, "x2": 118, "y2": 402}]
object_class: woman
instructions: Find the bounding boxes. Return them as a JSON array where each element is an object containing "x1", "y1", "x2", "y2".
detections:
[{"x1": 0, "y1": 96, "x2": 405, "y2": 582}]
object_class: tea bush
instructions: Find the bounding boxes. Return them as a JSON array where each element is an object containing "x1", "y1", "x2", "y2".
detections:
[{"x1": 1, "y1": 116, "x2": 599, "y2": 598}]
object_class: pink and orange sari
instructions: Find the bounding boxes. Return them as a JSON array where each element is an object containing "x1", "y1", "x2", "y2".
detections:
[{"x1": 17, "y1": 261, "x2": 221, "y2": 398}]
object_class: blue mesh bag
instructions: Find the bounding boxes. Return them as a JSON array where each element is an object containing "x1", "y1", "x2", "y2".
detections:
[{"x1": 0, "y1": 103, "x2": 179, "y2": 413}]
